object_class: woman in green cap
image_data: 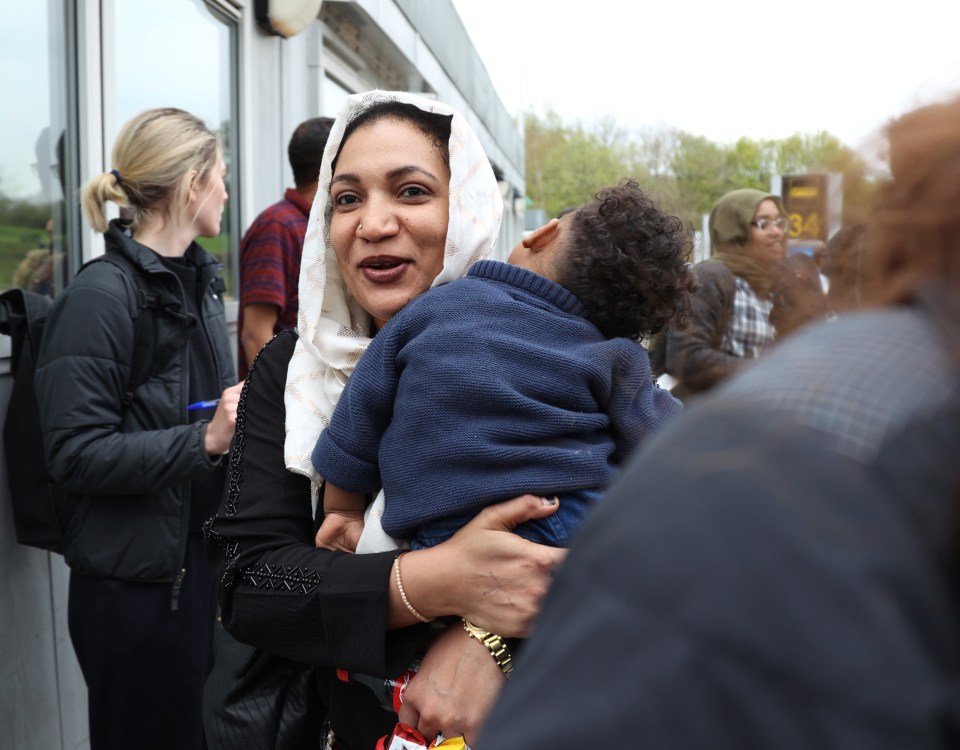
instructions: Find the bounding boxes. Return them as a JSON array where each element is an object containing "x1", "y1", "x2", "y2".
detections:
[{"x1": 663, "y1": 188, "x2": 788, "y2": 398}]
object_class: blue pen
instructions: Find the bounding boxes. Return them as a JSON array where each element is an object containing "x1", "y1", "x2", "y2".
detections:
[{"x1": 187, "y1": 399, "x2": 220, "y2": 411}]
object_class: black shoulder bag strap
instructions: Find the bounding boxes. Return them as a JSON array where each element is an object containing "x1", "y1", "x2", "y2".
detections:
[{"x1": 79, "y1": 252, "x2": 160, "y2": 404}]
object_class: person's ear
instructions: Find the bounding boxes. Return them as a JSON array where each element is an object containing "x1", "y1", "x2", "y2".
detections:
[
  {"x1": 522, "y1": 218, "x2": 560, "y2": 252},
  {"x1": 185, "y1": 169, "x2": 200, "y2": 203}
]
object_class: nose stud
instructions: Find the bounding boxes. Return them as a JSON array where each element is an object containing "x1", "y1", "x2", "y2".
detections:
[{"x1": 357, "y1": 224, "x2": 363, "y2": 233}]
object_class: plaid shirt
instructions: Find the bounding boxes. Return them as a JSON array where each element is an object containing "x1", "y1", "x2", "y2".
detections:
[
  {"x1": 722, "y1": 276, "x2": 775, "y2": 359},
  {"x1": 237, "y1": 188, "x2": 311, "y2": 377},
  {"x1": 718, "y1": 303, "x2": 956, "y2": 463}
]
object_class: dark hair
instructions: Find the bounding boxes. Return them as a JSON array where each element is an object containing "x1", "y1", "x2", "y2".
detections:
[
  {"x1": 824, "y1": 223, "x2": 867, "y2": 309},
  {"x1": 289, "y1": 117, "x2": 334, "y2": 187},
  {"x1": 555, "y1": 179, "x2": 697, "y2": 339},
  {"x1": 332, "y1": 101, "x2": 452, "y2": 175}
]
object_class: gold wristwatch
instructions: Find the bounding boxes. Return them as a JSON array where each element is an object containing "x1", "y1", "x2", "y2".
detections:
[{"x1": 462, "y1": 619, "x2": 513, "y2": 677}]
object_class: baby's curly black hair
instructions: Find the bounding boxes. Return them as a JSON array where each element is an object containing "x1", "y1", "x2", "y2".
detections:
[{"x1": 554, "y1": 179, "x2": 697, "y2": 340}]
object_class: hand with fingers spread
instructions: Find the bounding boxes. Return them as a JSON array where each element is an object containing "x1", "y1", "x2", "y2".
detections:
[{"x1": 387, "y1": 494, "x2": 567, "y2": 635}]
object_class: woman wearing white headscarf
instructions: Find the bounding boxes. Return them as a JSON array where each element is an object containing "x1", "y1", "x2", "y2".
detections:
[{"x1": 205, "y1": 91, "x2": 565, "y2": 749}]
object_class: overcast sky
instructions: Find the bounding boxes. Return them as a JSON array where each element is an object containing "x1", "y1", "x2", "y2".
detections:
[{"x1": 451, "y1": 0, "x2": 960, "y2": 149}]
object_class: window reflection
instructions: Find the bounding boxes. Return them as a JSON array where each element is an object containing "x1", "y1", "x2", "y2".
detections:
[
  {"x1": 0, "y1": 0, "x2": 71, "y2": 296},
  {"x1": 112, "y1": 0, "x2": 239, "y2": 296}
]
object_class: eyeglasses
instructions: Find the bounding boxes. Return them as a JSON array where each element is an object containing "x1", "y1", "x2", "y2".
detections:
[{"x1": 751, "y1": 217, "x2": 789, "y2": 232}]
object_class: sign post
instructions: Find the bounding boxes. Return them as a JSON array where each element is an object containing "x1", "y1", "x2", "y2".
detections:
[{"x1": 771, "y1": 173, "x2": 843, "y2": 244}]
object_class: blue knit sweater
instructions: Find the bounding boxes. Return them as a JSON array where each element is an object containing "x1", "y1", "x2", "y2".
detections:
[{"x1": 312, "y1": 260, "x2": 682, "y2": 538}]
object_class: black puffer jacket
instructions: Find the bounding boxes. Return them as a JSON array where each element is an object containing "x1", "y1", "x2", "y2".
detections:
[{"x1": 36, "y1": 221, "x2": 234, "y2": 582}]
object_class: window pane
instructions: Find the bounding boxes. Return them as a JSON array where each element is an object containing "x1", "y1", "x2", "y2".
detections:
[
  {"x1": 323, "y1": 75, "x2": 352, "y2": 117},
  {"x1": 112, "y1": 0, "x2": 239, "y2": 296},
  {"x1": 0, "y1": 1, "x2": 72, "y2": 296}
]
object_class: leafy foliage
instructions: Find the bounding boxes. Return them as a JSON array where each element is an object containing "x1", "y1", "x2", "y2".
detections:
[
  {"x1": 0, "y1": 194, "x2": 51, "y2": 230},
  {"x1": 525, "y1": 111, "x2": 641, "y2": 219},
  {"x1": 523, "y1": 108, "x2": 878, "y2": 230}
]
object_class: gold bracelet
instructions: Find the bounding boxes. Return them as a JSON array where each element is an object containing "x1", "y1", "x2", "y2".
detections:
[
  {"x1": 393, "y1": 554, "x2": 432, "y2": 623},
  {"x1": 462, "y1": 618, "x2": 513, "y2": 677}
]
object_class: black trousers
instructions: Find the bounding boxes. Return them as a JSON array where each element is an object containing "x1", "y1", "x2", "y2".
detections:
[{"x1": 68, "y1": 533, "x2": 216, "y2": 750}]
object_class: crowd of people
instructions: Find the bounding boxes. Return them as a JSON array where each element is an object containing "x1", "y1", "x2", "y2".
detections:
[{"x1": 28, "y1": 87, "x2": 960, "y2": 749}]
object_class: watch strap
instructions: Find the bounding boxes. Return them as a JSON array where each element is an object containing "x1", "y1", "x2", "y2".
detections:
[{"x1": 462, "y1": 619, "x2": 513, "y2": 677}]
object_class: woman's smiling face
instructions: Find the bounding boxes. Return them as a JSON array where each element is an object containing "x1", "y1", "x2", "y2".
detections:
[
  {"x1": 329, "y1": 117, "x2": 450, "y2": 328},
  {"x1": 743, "y1": 198, "x2": 788, "y2": 266}
]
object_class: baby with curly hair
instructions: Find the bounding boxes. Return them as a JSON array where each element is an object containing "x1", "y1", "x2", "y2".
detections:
[{"x1": 313, "y1": 179, "x2": 697, "y2": 553}]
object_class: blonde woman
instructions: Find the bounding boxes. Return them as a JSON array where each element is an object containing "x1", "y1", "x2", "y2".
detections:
[{"x1": 35, "y1": 107, "x2": 243, "y2": 749}]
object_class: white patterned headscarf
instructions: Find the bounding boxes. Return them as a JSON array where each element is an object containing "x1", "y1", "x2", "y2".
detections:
[{"x1": 284, "y1": 90, "x2": 503, "y2": 483}]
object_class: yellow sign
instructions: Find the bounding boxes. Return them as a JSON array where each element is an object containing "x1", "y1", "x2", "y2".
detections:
[
  {"x1": 789, "y1": 212, "x2": 820, "y2": 238},
  {"x1": 789, "y1": 186, "x2": 819, "y2": 199},
  {"x1": 781, "y1": 175, "x2": 828, "y2": 241}
]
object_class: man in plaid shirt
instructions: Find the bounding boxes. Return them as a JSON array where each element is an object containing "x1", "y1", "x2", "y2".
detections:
[{"x1": 237, "y1": 117, "x2": 333, "y2": 378}]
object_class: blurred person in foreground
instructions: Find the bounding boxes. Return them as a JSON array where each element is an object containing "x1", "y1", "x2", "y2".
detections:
[
  {"x1": 476, "y1": 95, "x2": 960, "y2": 749},
  {"x1": 823, "y1": 222, "x2": 868, "y2": 311},
  {"x1": 237, "y1": 116, "x2": 333, "y2": 378}
]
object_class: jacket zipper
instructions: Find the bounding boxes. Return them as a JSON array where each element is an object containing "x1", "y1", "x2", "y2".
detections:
[
  {"x1": 199, "y1": 265, "x2": 225, "y2": 390},
  {"x1": 170, "y1": 261, "x2": 224, "y2": 611},
  {"x1": 171, "y1": 270, "x2": 192, "y2": 611},
  {"x1": 170, "y1": 567, "x2": 186, "y2": 611}
]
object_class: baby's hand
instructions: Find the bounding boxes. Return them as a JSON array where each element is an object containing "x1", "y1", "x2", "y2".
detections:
[{"x1": 315, "y1": 511, "x2": 365, "y2": 553}]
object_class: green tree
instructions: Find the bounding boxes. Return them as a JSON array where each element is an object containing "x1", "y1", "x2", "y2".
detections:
[
  {"x1": 724, "y1": 137, "x2": 778, "y2": 192},
  {"x1": 522, "y1": 108, "x2": 878, "y2": 232},
  {"x1": 524, "y1": 110, "x2": 568, "y2": 218},
  {"x1": 774, "y1": 132, "x2": 875, "y2": 225},
  {"x1": 524, "y1": 109, "x2": 647, "y2": 219},
  {"x1": 669, "y1": 133, "x2": 728, "y2": 222}
]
